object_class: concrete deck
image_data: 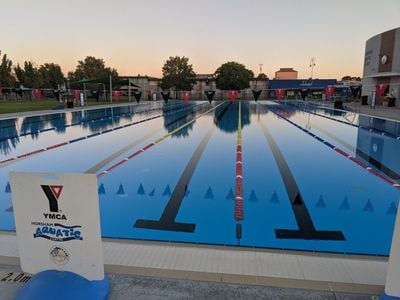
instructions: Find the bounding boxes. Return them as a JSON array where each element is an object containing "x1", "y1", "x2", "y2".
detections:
[{"x1": 0, "y1": 232, "x2": 386, "y2": 298}]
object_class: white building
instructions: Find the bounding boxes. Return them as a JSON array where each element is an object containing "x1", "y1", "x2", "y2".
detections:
[{"x1": 362, "y1": 27, "x2": 400, "y2": 106}]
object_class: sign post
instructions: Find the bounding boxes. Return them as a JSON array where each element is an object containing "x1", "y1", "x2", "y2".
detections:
[{"x1": 10, "y1": 172, "x2": 109, "y2": 299}]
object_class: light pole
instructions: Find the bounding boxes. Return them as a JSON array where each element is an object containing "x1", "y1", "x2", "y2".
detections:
[{"x1": 309, "y1": 57, "x2": 316, "y2": 79}]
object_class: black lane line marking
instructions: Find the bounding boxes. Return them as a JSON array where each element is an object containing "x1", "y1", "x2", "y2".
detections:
[
  {"x1": 134, "y1": 102, "x2": 231, "y2": 233},
  {"x1": 311, "y1": 120, "x2": 400, "y2": 181},
  {"x1": 85, "y1": 128, "x2": 161, "y2": 174},
  {"x1": 356, "y1": 149, "x2": 400, "y2": 180},
  {"x1": 259, "y1": 121, "x2": 345, "y2": 240},
  {"x1": 267, "y1": 105, "x2": 400, "y2": 188},
  {"x1": 290, "y1": 101, "x2": 400, "y2": 139},
  {"x1": 85, "y1": 105, "x2": 208, "y2": 174}
]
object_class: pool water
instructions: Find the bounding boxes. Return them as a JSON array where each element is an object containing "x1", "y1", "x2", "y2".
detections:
[{"x1": 0, "y1": 100, "x2": 399, "y2": 255}]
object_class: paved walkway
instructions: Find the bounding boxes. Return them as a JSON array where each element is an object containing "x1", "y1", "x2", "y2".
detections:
[
  {"x1": 0, "y1": 232, "x2": 385, "y2": 298},
  {"x1": 343, "y1": 102, "x2": 400, "y2": 122}
]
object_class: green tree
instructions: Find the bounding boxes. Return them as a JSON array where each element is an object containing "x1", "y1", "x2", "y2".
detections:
[
  {"x1": 14, "y1": 61, "x2": 40, "y2": 87},
  {"x1": 214, "y1": 61, "x2": 254, "y2": 90},
  {"x1": 257, "y1": 73, "x2": 268, "y2": 79},
  {"x1": 0, "y1": 50, "x2": 16, "y2": 87},
  {"x1": 161, "y1": 56, "x2": 196, "y2": 96},
  {"x1": 341, "y1": 75, "x2": 352, "y2": 81},
  {"x1": 68, "y1": 56, "x2": 118, "y2": 81},
  {"x1": 38, "y1": 63, "x2": 65, "y2": 88}
]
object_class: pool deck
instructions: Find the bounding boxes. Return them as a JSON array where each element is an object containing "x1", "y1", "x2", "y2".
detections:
[
  {"x1": 1, "y1": 100, "x2": 399, "y2": 122},
  {"x1": 0, "y1": 231, "x2": 387, "y2": 297}
]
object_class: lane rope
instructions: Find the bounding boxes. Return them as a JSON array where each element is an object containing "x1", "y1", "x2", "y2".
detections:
[
  {"x1": 97, "y1": 102, "x2": 226, "y2": 178},
  {"x1": 0, "y1": 102, "x2": 209, "y2": 165},
  {"x1": 0, "y1": 101, "x2": 186, "y2": 141},
  {"x1": 234, "y1": 102, "x2": 244, "y2": 221},
  {"x1": 268, "y1": 105, "x2": 400, "y2": 190}
]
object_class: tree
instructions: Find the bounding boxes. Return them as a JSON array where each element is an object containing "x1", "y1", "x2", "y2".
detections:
[
  {"x1": 342, "y1": 75, "x2": 361, "y2": 81},
  {"x1": 14, "y1": 61, "x2": 40, "y2": 87},
  {"x1": 0, "y1": 50, "x2": 16, "y2": 87},
  {"x1": 161, "y1": 56, "x2": 196, "y2": 94},
  {"x1": 214, "y1": 62, "x2": 254, "y2": 90},
  {"x1": 257, "y1": 73, "x2": 268, "y2": 79},
  {"x1": 38, "y1": 63, "x2": 65, "y2": 88},
  {"x1": 68, "y1": 56, "x2": 118, "y2": 81}
]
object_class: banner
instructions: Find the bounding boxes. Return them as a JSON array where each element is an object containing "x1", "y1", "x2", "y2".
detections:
[
  {"x1": 252, "y1": 90, "x2": 262, "y2": 101},
  {"x1": 324, "y1": 86, "x2": 335, "y2": 99},
  {"x1": 161, "y1": 91, "x2": 170, "y2": 103},
  {"x1": 133, "y1": 91, "x2": 142, "y2": 103},
  {"x1": 376, "y1": 84, "x2": 389, "y2": 97},
  {"x1": 300, "y1": 89, "x2": 309, "y2": 100},
  {"x1": 33, "y1": 88, "x2": 42, "y2": 99},
  {"x1": 182, "y1": 91, "x2": 190, "y2": 102},
  {"x1": 229, "y1": 90, "x2": 238, "y2": 102},
  {"x1": 10, "y1": 172, "x2": 104, "y2": 280},
  {"x1": 112, "y1": 90, "x2": 120, "y2": 102},
  {"x1": 350, "y1": 86, "x2": 361, "y2": 99},
  {"x1": 204, "y1": 91, "x2": 215, "y2": 103},
  {"x1": 276, "y1": 89, "x2": 286, "y2": 100},
  {"x1": 73, "y1": 90, "x2": 80, "y2": 100}
]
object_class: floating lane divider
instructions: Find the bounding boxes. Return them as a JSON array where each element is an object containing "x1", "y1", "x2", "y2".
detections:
[
  {"x1": 269, "y1": 107, "x2": 400, "y2": 190},
  {"x1": 97, "y1": 102, "x2": 226, "y2": 178},
  {"x1": 0, "y1": 102, "x2": 208, "y2": 165},
  {"x1": 0, "y1": 101, "x2": 186, "y2": 142},
  {"x1": 290, "y1": 101, "x2": 400, "y2": 140},
  {"x1": 234, "y1": 102, "x2": 244, "y2": 221}
]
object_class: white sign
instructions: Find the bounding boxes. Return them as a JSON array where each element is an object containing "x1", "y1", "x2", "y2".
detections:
[
  {"x1": 10, "y1": 172, "x2": 104, "y2": 280},
  {"x1": 385, "y1": 199, "x2": 400, "y2": 296}
]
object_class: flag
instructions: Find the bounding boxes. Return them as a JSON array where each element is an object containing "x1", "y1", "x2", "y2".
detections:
[
  {"x1": 376, "y1": 84, "x2": 389, "y2": 97},
  {"x1": 182, "y1": 91, "x2": 190, "y2": 102},
  {"x1": 350, "y1": 86, "x2": 361, "y2": 99},
  {"x1": 252, "y1": 90, "x2": 262, "y2": 101},
  {"x1": 324, "y1": 86, "x2": 335, "y2": 99},
  {"x1": 33, "y1": 88, "x2": 42, "y2": 99},
  {"x1": 112, "y1": 90, "x2": 121, "y2": 102},
  {"x1": 133, "y1": 91, "x2": 142, "y2": 103},
  {"x1": 229, "y1": 90, "x2": 238, "y2": 102},
  {"x1": 276, "y1": 89, "x2": 286, "y2": 100},
  {"x1": 205, "y1": 91, "x2": 215, "y2": 103},
  {"x1": 73, "y1": 90, "x2": 80, "y2": 100},
  {"x1": 0, "y1": 86, "x2": 3, "y2": 97},
  {"x1": 161, "y1": 91, "x2": 170, "y2": 103},
  {"x1": 300, "y1": 89, "x2": 309, "y2": 100}
]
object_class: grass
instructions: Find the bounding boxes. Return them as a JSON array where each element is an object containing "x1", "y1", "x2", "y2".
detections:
[{"x1": 0, "y1": 98, "x2": 134, "y2": 115}]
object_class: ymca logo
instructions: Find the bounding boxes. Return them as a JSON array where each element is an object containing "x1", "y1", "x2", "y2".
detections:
[{"x1": 41, "y1": 185, "x2": 63, "y2": 212}]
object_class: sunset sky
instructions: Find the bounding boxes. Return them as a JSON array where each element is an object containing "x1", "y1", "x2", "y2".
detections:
[{"x1": 1, "y1": 0, "x2": 399, "y2": 79}]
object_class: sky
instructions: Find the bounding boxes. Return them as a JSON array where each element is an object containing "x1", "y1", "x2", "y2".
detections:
[{"x1": 1, "y1": 0, "x2": 399, "y2": 79}]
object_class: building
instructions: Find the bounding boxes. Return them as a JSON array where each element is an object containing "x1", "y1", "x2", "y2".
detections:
[
  {"x1": 268, "y1": 79, "x2": 345, "y2": 99},
  {"x1": 191, "y1": 74, "x2": 216, "y2": 100},
  {"x1": 275, "y1": 68, "x2": 298, "y2": 80},
  {"x1": 121, "y1": 75, "x2": 162, "y2": 100},
  {"x1": 362, "y1": 27, "x2": 400, "y2": 106}
]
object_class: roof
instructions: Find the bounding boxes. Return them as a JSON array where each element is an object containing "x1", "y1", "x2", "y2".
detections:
[
  {"x1": 276, "y1": 68, "x2": 297, "y2": 72},
  {"x1": 269, "y1": 79, "x2": 338, "y2": 89}
]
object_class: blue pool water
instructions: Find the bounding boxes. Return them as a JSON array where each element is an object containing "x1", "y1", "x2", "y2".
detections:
[{"x1": 0, "y1": 100, "x2": 399, "y2": 255}]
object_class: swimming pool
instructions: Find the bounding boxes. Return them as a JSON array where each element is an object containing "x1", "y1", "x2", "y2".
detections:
[{"x1": 1, "y1": 100, "x2": 399, "y2": 255}]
